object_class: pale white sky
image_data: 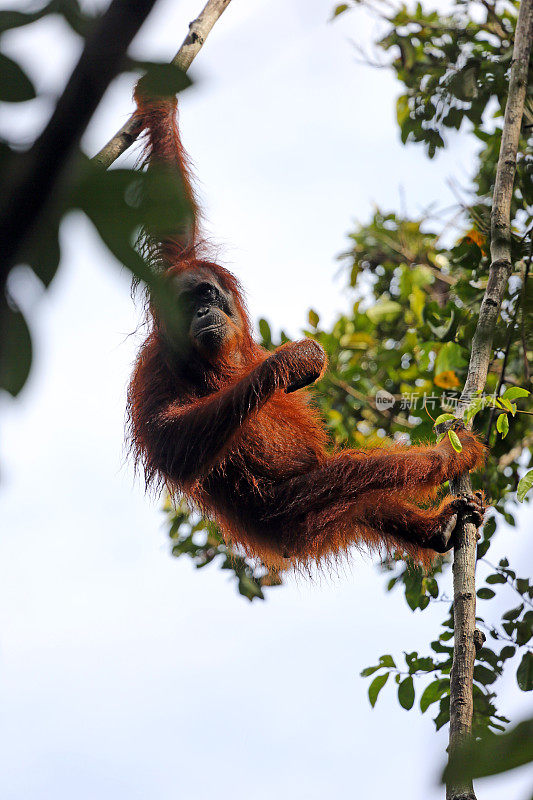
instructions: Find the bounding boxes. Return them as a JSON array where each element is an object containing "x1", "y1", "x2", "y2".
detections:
[{"x1": 0, "y1": 1, "x2": 531, "y2": 799}]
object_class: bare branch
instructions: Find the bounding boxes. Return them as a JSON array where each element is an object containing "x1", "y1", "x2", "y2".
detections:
[
  {"x1": 446, "y1": 2, "x2": 533, "y2": 799},
  {"x1": 92, "y1": 0, "x2": 234, "y2": 169}
]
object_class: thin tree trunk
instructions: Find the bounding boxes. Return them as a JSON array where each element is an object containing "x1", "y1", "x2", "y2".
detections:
[
  {"x1": 0, "y1": 0, "x2": 159, "y2": 289},
  {"x1": 446, "y1": 2, "x2": 533, "y2": 799},
  {"x1": 93, "y1": 0, "x2": 234, "y2": 169}
]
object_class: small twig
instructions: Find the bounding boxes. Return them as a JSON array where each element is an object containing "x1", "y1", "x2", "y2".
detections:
[
  {"x1": 92, "y1": 0, "x2": 234, "y2": 169},
  {"x1": 480, "y1": 0, "x2": 511, "y2": 40},
  {"x1": 476, "y1": 619, "x2": 533, "y2": 652},
  {"x1": 426, "y1": 266, "x2": 457, "y2": 286}
]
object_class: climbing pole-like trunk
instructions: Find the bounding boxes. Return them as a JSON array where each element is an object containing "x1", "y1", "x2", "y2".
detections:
[{"x1": 446, "y1": 2, "x2": 533, "y2": 799}]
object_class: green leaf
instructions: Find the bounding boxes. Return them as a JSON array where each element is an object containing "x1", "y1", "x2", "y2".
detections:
[
  {"x1": 404, "y1": 569, "x2": 424, "y2": 610},
  {"x1": 486, "y1": 573, "x2": 506, "y2": 584},
  {"x1": 517, "y1": 652, "x2": 533, "y2": 691},
  {"x1": 360, "y1": 665, "x2": 380, "y2": 677},
  {"x1": 379, "y1": 654, "x2": 396, "y2": 668},
  {"x1": 136, "y1": 62, "x2": 192, "y2": 98},
  {"x1": 502, "y1": 621, "x2": 515, "y2": 637},
  {"x1": 502, "y1": 604, "x2": 524, "y2": 621},
  {"x1": 237, "y1": 574, "x2": 264, "y2": 601},
  {"x1": 331, "y1": 3, "x2": 349, "y2": 19},
  {"x1": 308, "y1": 309, "x2": 320, "y2": 328},
  {"x1": 398, "y1": 676, "x2": 415, "y2": 709},
  {"x1": 448, "y1": 429, "x2": 462, "y2": 452},
  {"x1": 0, "y1": 298, "x2": 32, "y2": 396},
  {"x1": 477, "y1": 588, "x2": 495, "y2": 599},
  {"x1": 48, "y1": 0, "x2": 96, "y2": 37},
  {"x1": 431, "y1": 640, "x2": 453, "y2": 655},
  {"x1": 368, "y1": 673, "x2": 389, "y2": 707},
  {"x1": 473, "y1": 664, "x2": 497, "y2": 685},
  {"x1": 415, "y1": 656, "x2": 435, "y2": 672},
  {"x1": 497, "y1": 397, "x2": 516, "y2": 415},
  {"x1": 21, "y1": 208, "x2": 62, "y2": 287},
  {"x1": 517, "y1": 470, "x2": 533, "y2": 503},
  {"x1": 443, "y1": 718, "x2": 533, "y2": 783},
  {"x1": 464, "y1": 395, "x2": 487, "y2": 424},
  {"x1": 496, "y1": 413, "x2": 509, "y2": 438},
  {"x1": 366, "y1": 299, "x2": 402, "y2": 324},
  {"x1": 258, "y1": 318, "x2": 272, "y2": 347},
  {"x1": 396, "y1": 94, "x2": 410, "y2": 127},
  {"x1": 420, "y1": 679, "x2": 448, "y2": 712},
  {"x1": 434, "y1": 696, "x2": 450, "y2": 730},
  {"x1": 476, "y1": 539, "x2": 490, "y2": 559},
  {"x1": 74, "y1": 159, "x2": 193, "y2": 331},
  {"x1": 501, "y1": 387, "x2": 530, "y2": 401},
  {"x1": 434, "y1": 342, "x2": 467, "y2": 382},
  {"x1": 516, "y1": 618, "x2": 532, "y2": 646},
  {"x1": 0, "y1": 7, "x2": 49, "y2": 33},
  {"x1": 0, "y1": 52, "x2": 36, "y2": 102},
  {"x1": 500, "y1": 646, "x2": 516, "y2": 661},
  {"x1": 434, "y1": 413, "x2": 456, "y2": 426},
  {"x1": 477, "y1": 646, "x2": 498, "y2": 668}
]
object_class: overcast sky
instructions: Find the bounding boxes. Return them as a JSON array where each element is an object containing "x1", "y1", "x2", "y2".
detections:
[{"x1": 0, "y1": 1, "x2": 531, "y2": 799}]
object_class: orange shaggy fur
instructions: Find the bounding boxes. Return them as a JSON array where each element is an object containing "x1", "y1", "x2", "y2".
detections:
[{"x1": 127, "y1": 87, "x2": 486, "y2": 572}]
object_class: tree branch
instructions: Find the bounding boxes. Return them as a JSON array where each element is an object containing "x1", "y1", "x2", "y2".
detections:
[
  {"x1": 92, "y1": 0, "x2": 234, "y2": 169},
  {"x1": 0, "y1": 0, "x2": 159, "y2": 290},
  {"x1": 446, "y1": 2, "x2": 533, "y2": 799}
]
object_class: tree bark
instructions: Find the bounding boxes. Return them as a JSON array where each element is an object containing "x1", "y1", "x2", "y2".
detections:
[
  {"x1": 446, "y1": 2, "x2": 533, "y2": 799},
  {"x1": 92, "y1": 0, "x2": 234, "y2": 169}
]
